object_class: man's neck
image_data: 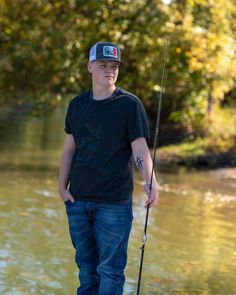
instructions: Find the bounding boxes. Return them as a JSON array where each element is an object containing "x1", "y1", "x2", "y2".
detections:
[{"x1": 92, "y1": 85, "x2": 116, "y2": 100}]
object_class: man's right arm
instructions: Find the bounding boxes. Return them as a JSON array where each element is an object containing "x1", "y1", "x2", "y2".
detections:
[{"x1": 59, "y1": 134, "x2": 76, "y2": 202}]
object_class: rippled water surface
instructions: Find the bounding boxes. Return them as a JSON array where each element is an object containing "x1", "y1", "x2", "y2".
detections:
[{"x1": 0, "y1": 107, "x2": 236, "y2": 295}]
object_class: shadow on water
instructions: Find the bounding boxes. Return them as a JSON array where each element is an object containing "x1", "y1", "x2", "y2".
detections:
[{"x1": 0, "y1": 106, "x2": 236, "y2": 295}]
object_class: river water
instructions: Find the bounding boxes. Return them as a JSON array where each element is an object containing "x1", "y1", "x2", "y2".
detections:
[{"x1": 0, "y1": 106, "x2": 235, "y2": 295}]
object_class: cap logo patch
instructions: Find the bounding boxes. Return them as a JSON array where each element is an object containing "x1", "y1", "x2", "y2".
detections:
[{"x1": 103, "y1": 46, "x2": 118, "y2": 58}]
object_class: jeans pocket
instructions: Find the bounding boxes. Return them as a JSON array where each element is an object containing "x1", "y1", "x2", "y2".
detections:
[
  {"x1": 64, "y1": 199, "x2": 76, "y2": 207},
  {"x1": 121, "y1": 196, "x2": 133, "y2": 221}
]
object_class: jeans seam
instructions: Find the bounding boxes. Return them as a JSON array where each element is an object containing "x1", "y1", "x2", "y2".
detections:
[{"x1": 113, "y1": 202, "x2": 132, "y2": 291}]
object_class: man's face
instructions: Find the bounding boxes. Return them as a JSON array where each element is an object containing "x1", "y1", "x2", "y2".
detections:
[{"x1": 88, "y1": 60, "x2": 120, "y2": 87}]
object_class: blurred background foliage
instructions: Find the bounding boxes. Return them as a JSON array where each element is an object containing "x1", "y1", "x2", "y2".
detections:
[{"x1": 0, "y1": 0, "x2": 235, "y2": 152}]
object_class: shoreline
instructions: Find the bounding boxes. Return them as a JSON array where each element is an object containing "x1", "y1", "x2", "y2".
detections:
[
  {"x1": 157, "y1": 149, "x2": 236, "y2": 169},
  {"x1": 156, "y1": 149, "x2": 236, "y2": 181}
]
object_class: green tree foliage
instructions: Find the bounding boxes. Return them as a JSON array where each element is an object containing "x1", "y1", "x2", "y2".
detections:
[
  {"x1": 169, "y1": 1, "x2": 236, "y2": 128},
  {"x1": 0, "y1": 0, "x2": 235, "y2": 149},
  {"x1": 166, "y1": 0, "x2": 236, "y2": 151}
]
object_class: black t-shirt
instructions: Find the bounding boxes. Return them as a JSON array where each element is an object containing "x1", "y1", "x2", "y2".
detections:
[{"x1": 65, "y1": 87, "x2": 150, "y2": 203}]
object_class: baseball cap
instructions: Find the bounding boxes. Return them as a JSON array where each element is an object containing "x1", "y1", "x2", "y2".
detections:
[{"x1": 89, "y1": 42, "x2": 121, "y2": 63}]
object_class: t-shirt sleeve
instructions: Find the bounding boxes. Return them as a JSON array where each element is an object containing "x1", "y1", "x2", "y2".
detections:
[
  {"x1": 127, "y1": 99, "x2": 150, "y2": 143},
  {"x1": 64, "y1": 101, "x2": 72, "y2": 134}
]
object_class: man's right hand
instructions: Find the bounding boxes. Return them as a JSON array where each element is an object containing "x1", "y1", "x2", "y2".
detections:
[{"x1": 59, "y1": 189, "x2": 75, "y2": 203}]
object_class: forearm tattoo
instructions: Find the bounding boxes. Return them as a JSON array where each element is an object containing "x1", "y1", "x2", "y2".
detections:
[{"x1": 136, "y1": 156, "x2": 144, "y2": 172}]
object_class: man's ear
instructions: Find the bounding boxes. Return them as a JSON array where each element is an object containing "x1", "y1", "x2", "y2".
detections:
[{"x1": 87, "y1": 62, "x2": 93, "y2": 74}]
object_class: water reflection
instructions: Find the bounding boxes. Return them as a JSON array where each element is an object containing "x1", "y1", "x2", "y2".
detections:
[{"x1": 0, "y1": 107, "x2": 236, "y2": 294}]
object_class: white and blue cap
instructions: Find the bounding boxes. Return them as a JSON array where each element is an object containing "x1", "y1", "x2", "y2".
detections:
[{"x1": 89, "y1": 41, "x2": 121, "y2": 63}]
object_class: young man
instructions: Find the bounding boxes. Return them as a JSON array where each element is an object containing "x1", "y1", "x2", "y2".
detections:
[{"x1": 59, "y1": 41, "x2": 158, "y2": 295}]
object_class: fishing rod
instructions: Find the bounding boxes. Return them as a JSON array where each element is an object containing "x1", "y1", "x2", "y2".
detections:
[{"x1": 136, "y1": 39, "x2": 169, "y2": 295}]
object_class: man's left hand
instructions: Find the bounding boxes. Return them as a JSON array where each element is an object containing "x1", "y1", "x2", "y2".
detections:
[{"x1": 144, "y1": 182, "x2": 159, "y2": 208}]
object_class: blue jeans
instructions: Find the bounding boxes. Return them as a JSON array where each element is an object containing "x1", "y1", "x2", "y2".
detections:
[{"x1": 65, "y1": 197, "x2": 133, "y2": 295}]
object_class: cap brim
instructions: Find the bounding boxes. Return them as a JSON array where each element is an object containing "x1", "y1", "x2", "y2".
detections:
[{"x1": 91, "y1": 58, "x2": 123, "y2": 64}]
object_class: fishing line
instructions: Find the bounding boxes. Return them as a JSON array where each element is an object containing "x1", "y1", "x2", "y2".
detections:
[{"x1": 136, "y1": 39, "x2": 169, "y2": 295}]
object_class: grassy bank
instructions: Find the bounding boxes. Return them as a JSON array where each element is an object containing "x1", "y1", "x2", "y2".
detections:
[{"x1": 157, "y1": 139, "x2": 236, "y2": 169}]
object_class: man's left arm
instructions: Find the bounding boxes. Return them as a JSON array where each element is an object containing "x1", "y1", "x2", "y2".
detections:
[{"x1": 131, "y1": 137, "x2": 159, "y2": 207}]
